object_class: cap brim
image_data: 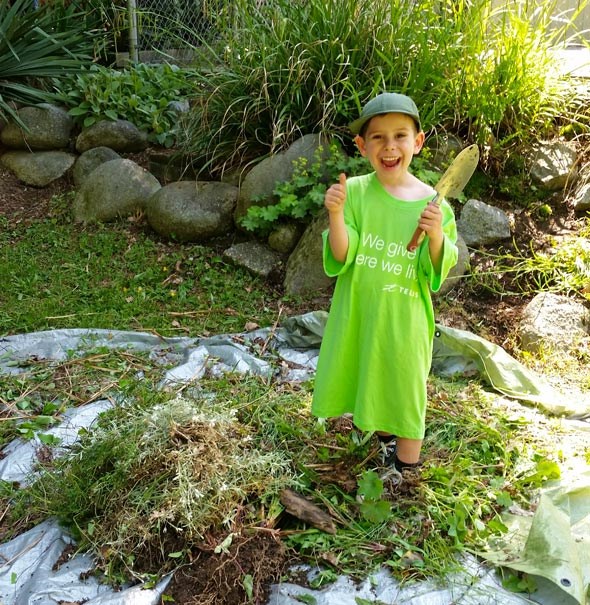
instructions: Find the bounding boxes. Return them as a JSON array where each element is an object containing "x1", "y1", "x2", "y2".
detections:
[{"x1": 348, "y1": 110, "x2": 421, "y2": 135}]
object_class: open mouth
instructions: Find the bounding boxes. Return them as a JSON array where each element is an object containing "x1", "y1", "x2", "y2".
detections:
[{"x1": 381, "y1": 157, "x2": 401, "y2": 168}]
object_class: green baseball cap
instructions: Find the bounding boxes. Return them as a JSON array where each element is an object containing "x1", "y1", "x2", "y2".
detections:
[{"x1": 349, "y1": 92, "x2": 421, "y2": 135}]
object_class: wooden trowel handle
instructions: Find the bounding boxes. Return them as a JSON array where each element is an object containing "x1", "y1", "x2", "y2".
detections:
[{"x1": 407, "y1": 226, "x2": 425, "y2": 252}]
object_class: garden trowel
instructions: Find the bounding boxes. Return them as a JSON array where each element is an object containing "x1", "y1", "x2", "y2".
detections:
[{"x1": 407, "y1": 143, "x2": 479, "y2": 252}]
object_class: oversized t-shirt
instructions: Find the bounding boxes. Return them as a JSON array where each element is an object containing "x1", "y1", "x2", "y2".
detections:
[{"x1": 311, "y1": 172, "x2": 458, "y2": 440}]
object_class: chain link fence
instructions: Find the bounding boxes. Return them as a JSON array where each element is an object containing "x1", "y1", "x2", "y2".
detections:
[
  {"x1": 134, "y1": 0, "x2": 213, "y2": 51},
  {"x1": 121, "y1": 0, "x2": 218, "y2": 64}
]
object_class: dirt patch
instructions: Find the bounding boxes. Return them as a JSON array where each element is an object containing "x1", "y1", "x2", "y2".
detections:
[
  {"x1": 0, "y1": 163, "x2": 70, "y2": 226},
  {"x1": 165, "y1": 532, "x2": 288, "y2": 605}
]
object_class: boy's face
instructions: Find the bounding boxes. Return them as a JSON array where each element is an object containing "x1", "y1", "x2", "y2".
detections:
[{"x1": 354, "y1": 113, "x2": 424, "y2": 185}]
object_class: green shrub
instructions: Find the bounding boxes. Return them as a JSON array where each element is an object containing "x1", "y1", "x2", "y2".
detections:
[
  {"x1": 176, "y1": 0, "x2": 586, "y2": 176},
  {"x1": 53, "y1": 63, "x2": 198, "y2": 147},
  {"x1": 240, "y1": 144, "x2": 370, "y2": 234}
]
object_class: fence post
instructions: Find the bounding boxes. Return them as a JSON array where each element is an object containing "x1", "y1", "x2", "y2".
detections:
[{"x1": 127, "y1": 0, "x2": 139, "y2": 64}]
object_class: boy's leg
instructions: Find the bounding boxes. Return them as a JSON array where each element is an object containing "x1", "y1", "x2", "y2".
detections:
[
  {"x1": 395, "y1": 437, "x2": 422, "y2": 465},
  {"x1": 375, "y1": 434, "x2": 422, "y2": 472}
]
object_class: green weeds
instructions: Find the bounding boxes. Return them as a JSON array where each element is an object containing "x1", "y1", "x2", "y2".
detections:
[
  {"x1": 467, "y1": 217, "x2": 590, "y2": 301},
  {"x1": 0, "y1": 348, "x2": 164, "y2": 447}
]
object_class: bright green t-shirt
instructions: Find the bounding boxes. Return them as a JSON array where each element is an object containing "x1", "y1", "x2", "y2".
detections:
[{"x1": 311, "y1": 172, "x2": 458, "y2": 439}]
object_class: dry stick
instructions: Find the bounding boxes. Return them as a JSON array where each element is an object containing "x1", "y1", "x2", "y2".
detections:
[
  {"x1": 0, "y1": 501, "x2": 12, "y2": 525},
  {"x1": 78, "y1": 381, "x2": 121, "y2": 407},
  {"x1": 44, "y1": 313, "x2": 99, "y2": 320},
  {"x1": 259, "y1": 305, "x2": 284, "y2": 357}
]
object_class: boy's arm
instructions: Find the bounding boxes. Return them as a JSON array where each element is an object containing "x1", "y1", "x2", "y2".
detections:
[
  {"x1": 325, "y1": 173, "x2": 349, "y2": 262},
  {"x1": 427, "y1": 231, "x2": 444, "y2": 274}
]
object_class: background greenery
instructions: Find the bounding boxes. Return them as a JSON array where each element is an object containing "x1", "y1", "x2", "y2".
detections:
[
  {"x1": 52, "y1": 63, "x2": 198, "y2": 147},
  {"x1": 4, "y1": 0, "x2": 587, "y2": 175}
]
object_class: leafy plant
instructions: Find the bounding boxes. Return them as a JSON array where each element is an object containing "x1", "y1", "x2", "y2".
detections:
[
  {"x1": 502, "y1": 571, "x2": 538, "y2": 594},
  {"x1": 356, "y1": 471, "x2": 391, "y2": 524},
  {"x1": 240, "y1": 144, "x2": 369, "y2": 234},
  {"x1": 53, "y1": 63, "x2": 198, "y2": 147},
  {"x1": 0, "y1": 0, "x2": 100, "y2": 126}
]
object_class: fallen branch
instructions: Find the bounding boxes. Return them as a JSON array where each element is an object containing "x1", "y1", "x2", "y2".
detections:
[{"x1": 279, "y1": 488, "x2": 336, "y2": 534}]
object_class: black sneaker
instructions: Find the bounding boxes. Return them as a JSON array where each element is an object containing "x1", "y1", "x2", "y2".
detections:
[{"x1": 379, "y1": 438, "x2": 397, "y2": 467}]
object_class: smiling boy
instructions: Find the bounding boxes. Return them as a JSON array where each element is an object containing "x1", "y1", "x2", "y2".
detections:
[{"x1": 312, "y1": 92, "x2": 458, "y2": 476}]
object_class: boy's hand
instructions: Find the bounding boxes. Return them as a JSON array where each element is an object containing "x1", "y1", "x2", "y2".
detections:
[
  {"x1": 324, "y1": 173, "x2": 347, "y2": 214},
  {"x1": 418, "y1": 201, "x2": 443, "y2": 243}
]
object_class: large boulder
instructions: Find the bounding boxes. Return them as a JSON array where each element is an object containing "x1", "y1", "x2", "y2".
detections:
[
  {"x1": 456, "y1": 199, "x2": 511, "y2": 247},
  {"x1": 73, "y1": 147, "x2": 121, "y2": 187},
  {"x1": 571, "y1": 181, "x2": 590, "y2": 213},
  {"x1": 283, "y1": 213, "x2": 470, "y2": 297},
  {"x1": 73, "y1": 159, "x2": 161, "y2": 222},
  {"x1": 529, "y1": 141, "x2": 578, "y2": 191},
  {"x1": 1, "y1": 151, "x2": 76, "y2": 187},
  {"x1": 0, "y1": 104, "x2": 73, "y2": 150},
  {"x1": 268, "y1": 223, "x2": 304, "y2": 254},
  {"x1": 284, "y1": 211, "x2": 335, "y2": 295},
  {"x1": 569, "y1": 165, "x2": 590, "y2": 213},
  {"x1": 76, "y1": 120, "x2": 148, "y2": 153},
  {"x1": 145, "y1": 181, "x2": 237, "y2": 242},
  {"x1": 235, "y1": 134, "x2": 330, "y2": 225},
  {"x1": 519, "y1": 292, "x2": 589, "y2": 354}
]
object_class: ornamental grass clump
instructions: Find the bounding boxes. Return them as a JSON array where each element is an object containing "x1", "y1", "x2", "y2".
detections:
[
  {"x1": 177, "y1": 0, "x2": 586, "y2": 176},
  {"x1": 0, "y1": 0, "x2": 100, "y2": 126}
]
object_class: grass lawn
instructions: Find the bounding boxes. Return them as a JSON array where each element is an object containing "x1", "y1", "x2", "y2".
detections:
[{"x1": 0, "y1": 192, "x2": 308, "y2": 337}]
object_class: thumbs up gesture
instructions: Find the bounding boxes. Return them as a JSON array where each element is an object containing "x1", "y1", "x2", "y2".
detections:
[{"x1": 324, "y1": 173, "x2": 347, "y2": 214}]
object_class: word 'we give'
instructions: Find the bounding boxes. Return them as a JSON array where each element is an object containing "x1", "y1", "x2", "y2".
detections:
[{"x1": 361, "y1": 232, "x2": 417, "y2": 259}]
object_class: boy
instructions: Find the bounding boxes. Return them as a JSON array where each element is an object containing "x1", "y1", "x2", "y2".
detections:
[{"x1": 311, "y1": 92, "x2": 458, "y2": 475}]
